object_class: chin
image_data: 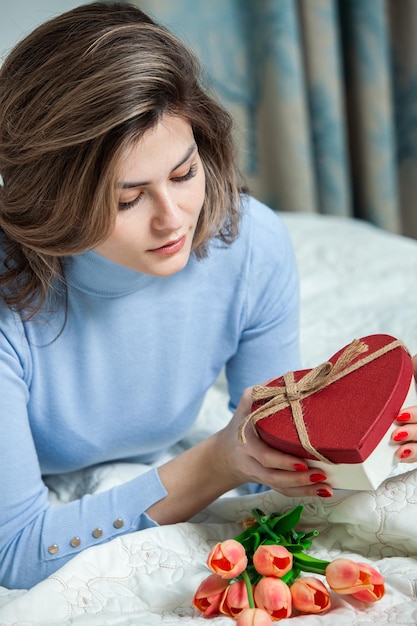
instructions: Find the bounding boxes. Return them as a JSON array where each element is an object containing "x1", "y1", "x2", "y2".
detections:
[
  {"x1": 144, "y1": 251, "x2": 192, "y2": 277},
  {"x1": 153, "y1": 260, "x2": 189, "y2": 277}
]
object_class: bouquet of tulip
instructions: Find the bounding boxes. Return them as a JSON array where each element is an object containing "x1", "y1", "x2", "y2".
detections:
[{"x1": 193, "y1": 505, "x2": 385, "y2": 624}]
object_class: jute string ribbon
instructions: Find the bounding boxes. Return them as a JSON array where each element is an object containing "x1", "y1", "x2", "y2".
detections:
[{"x1": 238, "y1": 338, "x2": 409, "y2": 464}]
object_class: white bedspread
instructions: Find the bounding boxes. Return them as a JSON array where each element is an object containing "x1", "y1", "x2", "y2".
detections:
[{"x1": 2, "y1": 213, "x2": 417, "y2": 625}]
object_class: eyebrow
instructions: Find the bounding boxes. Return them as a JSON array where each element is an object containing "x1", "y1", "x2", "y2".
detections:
[{"x1": 118, "y1": 143, "x2": 197, "y2": 189}]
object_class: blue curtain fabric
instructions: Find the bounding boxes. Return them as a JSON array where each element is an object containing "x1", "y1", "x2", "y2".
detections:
[{"x1": 137, "y1": 0, "x2": 417, "y2": 239}]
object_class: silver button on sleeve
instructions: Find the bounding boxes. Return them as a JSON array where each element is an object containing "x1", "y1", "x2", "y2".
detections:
[
  {"x1": 70, "y1": 537, "x2": 81, "y2": 548},
  {"x1": 113, "y1": 518, "x2": 124, "y2": 529}
]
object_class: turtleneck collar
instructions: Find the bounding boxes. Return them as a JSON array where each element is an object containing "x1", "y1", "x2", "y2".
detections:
[{"x1": 62, "y1": 250, "x2": 159, "y2": 297}]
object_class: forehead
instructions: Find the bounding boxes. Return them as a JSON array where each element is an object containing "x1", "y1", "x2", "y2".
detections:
[{"x1": 117, "y1": 115, "x2": 195, "y2": 180}]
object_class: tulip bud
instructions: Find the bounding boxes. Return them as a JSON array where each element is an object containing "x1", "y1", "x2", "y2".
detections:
[
  {"x1": 192, "y1": 573, "x2": 229, "y2": 617},
  {"x1": 207, "y1": 539, "x2": 248, "y2": 579},
  {"x1": 220, "y1": 579, "x2": 252, "y2": 618},
  {"x1": 237, "y1": 607, "x2": 274, "y2": 626},
  {"x1": 253, "y1": 576, "x2": 292, "y2": 620},
  {"x1": 326, "y1": 558, "x2": 385, "y2": 601},
  {"x1": 290, "y1": 576, "x2": 331, "y2": 613},
  {"x1": 253, "y1": 544, "x2": 293, "y2": 577},
  {"x1": 351, "y1": 563, "x2": 385, "y2": 602}
]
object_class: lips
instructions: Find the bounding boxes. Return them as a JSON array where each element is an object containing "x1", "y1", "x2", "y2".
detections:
[{"x1": 150, "y1": 235, "x2": 186, "y2": 256}]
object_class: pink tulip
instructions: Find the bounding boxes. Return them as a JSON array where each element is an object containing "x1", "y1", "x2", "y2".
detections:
[
  {"x1": 220, "y1": 579, "x2": 252, "y2": 618},
  {"x1": 192, "y1": 573, "x2": 229, "y2": 617},
  {"x1": 253, "y1": 576, "x2": 292, "y2": 620},
  {"x1": 237, "y1": 607, "x2": 274, "y2": 626},
  {"x1": 207, "y1": 539, "x2": 248, "y2": 579},
  {"x1": 326, "y1": 558, "x2": 385, "y2": 600},
  {"x1": 253, "y1": 544, "x2": 293, "y2": 578},
  {"x1": 351, "y1": 563, "x2": 385, "y2": 602},
  {"x1": 290, "y1": 576, "x2": 331, "y2": 613}
]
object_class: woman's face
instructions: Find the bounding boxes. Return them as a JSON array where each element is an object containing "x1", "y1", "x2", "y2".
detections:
[{"x1": 94, "y1": 114, "x2": 206, "y2": 276}]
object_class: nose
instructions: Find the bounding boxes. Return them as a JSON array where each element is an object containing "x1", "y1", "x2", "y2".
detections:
[{"x1": 151, "y1": 190, "x2": 184, "y2": 232}]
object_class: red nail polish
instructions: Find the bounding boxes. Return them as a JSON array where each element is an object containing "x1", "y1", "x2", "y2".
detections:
[
  {"x1": 310, "y1": 473, "x2": 327, "y2": 483},
  {"x1": 294, "y1": 463, "x2": 308, "y2": 471},
  {"x1": 393, "y1": 431, "x2": 408, "y2": 442},
  {"x1": 317, "y1": 489, "x2": 332, "y2": 498},
  {"x1": 397, "y1": 412, "x2": 411, "y2": 422},
  {"x1": 401, "y1": 448, "x2": 412, "y2": 459}
]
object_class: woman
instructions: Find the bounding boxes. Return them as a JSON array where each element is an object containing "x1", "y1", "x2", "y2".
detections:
[{"x1": 0, "y1": 2, "x2": 415, "y2": 590}]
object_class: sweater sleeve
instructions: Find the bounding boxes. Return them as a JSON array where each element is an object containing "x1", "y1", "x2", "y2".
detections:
[
  {"x1": 225, "y1": 198, "x2": 302, "y2": 412},
  {"x1": 0, "y1": 316, "x2": 166, "y2": 589},
  {"x1": 0, "y1": 197, "x2": 300, "y2": 590}
]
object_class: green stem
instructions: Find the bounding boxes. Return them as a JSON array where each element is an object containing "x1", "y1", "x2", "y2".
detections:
[
  {"x1": 251, "y1": 509, "x2": 280, "y2": 542},
  {"x1": 304, "y1": 530, "x2": 320, "y2": 539},
  {"x1": 242, "y1": 569, "x2": 255, "y2": 609}
]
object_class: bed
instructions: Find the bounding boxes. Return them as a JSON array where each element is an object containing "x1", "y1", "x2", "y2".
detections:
[{"x1": 1, "y1": 212, "x2": 417, "y2": 625}]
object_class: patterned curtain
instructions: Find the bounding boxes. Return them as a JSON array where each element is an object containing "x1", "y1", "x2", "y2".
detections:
[{"x1": 136, "y1": 0, "x2": 417, "y2": 239}]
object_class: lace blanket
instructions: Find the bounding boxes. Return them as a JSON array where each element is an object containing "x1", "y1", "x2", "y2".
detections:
[{"x1": 1, "y1": 213, "x2": 417, "y2": 625}]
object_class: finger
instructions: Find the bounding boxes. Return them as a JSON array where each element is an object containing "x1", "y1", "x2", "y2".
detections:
[
  {"x1": 392, "y1": 424, "x2": 417, "y2": 445},
  {"x1": 239, "y1": 446, "x2": 333, "y2": 494},
  {"x1": 239, "y1": 419, "x2": 336, "y2": 495},
  {"x1": 242, "y1": 426, "x2": 337, "y2": 491},
  {"x1": 395, "y1": 442, "x2": 417, "y2": 463},
  {"x1": 274, "y1": 476, "x2": 334, "y2": 499},
  {"x1": 243, "y1": 426, "x2": 309, "y2": 473},
  {"x1": 396, "y1": 408, "x2": 417, "y2": 424},
  {"x1": 273, "y1": 483, "x2": 334, "y2": 499}
]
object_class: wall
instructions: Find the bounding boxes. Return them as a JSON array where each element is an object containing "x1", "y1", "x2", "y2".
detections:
[{"x1": 0, "y1": 1, "x2": 85, "y2": 63}]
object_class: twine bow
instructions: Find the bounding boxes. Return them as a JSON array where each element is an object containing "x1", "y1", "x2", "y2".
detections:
[{"x1": 238, "y1": 337, "x2": 408, "y2": 464}]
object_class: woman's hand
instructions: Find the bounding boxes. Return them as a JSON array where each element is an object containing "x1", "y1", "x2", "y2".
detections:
[
  {"x1": 147, "y1": 384, "x2": 332, "y2": 527},
  {"x1": 216, "y1": 387, "x2": 333, "y2": 499},
  {"x1": 392, "y1": 355, "x2": 417, "y2": 462},
  {"x1": 150, "y1": 355, "x2": 417, "y2": 529}
]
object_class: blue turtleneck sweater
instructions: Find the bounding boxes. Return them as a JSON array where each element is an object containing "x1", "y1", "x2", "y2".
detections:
[{"x1": 0, "y1": 196, "x2": 300, "y2": 588}]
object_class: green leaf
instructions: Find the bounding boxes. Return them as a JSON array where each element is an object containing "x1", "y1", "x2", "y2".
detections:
[
  {"x1": 234, "y1": 525, "x2": 261, "y2": 544},
  {"x1": 281, "y1": 567, "x2": 301, "y2": 585},
  {"x1": 269, "y1": 505, "x2": 304, "y2": 535},
  {"x1": 293, "y1": 551, "x2": 330, "y2": 575},
  {"x1": 252, "y1": 532, "x2": 261, "y2": 551},
  {"x1": 284, "y1": 543, "x2": 309, "y2": 553}
]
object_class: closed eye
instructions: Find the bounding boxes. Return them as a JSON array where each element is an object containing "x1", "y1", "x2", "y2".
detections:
[
  {"x1": 118, "y1": 192, "x2": 144, "y2": 211},
  {"x1": 172, "y1": 163, "x2": 198, "y2": 183},
  {"x1": 117, "y1": 163, "x2": 199, "y2": 211}
]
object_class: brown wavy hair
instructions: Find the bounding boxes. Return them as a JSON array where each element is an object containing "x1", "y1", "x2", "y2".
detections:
[{"x1": 0, "y1": 2, "x2": 241, "y2": 317}]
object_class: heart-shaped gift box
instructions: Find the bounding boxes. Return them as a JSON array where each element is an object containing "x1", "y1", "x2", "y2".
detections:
[{"x1": 241, "y1": 334, "x2": 417, "y2": 490}]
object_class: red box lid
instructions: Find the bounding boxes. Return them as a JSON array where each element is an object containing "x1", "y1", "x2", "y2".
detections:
[{"x1": 253, "y1": 334, "x2": 413, "y2": 463}]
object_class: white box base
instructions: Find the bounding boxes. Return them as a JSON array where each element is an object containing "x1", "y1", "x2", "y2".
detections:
[{"x1": 306, "y1": 376, "x2": 417, "y2": 490}]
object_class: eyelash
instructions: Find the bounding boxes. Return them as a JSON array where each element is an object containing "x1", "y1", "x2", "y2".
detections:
[{"x1": 118, "y1": 163, "x2": 199, "y2": 211}]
